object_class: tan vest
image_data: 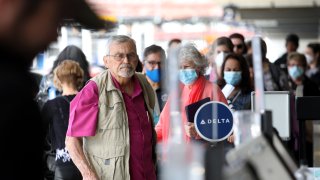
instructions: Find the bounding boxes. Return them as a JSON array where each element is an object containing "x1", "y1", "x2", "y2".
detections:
[{"x1": 84, "y1": 70, "x2": 156, "y2": 180}]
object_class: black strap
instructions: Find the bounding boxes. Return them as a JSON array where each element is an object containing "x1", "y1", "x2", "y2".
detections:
[{"x1": 61, "y1": 96, "x2": 70, "y2": 103}]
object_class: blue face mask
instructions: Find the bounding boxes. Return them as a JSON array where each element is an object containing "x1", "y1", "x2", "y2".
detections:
[
  {"x1": 179, "y1": 69, "x2": 198, "y2": 85},
  {"x1": 146, "y1": 68, "x2": 161, "y2": 83},
  {"x1": 288, "y1": 66, "x2": 304, "y2": 80},
  {"x1": 224, "y1": 71, "x2": 242, "y2": 86}
]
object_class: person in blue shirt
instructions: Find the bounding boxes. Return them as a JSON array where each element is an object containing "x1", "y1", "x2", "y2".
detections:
[
  {"x1": 142, "y1": 45, "x2": 167, "y2": 111},
  {"x1": 218, "y1": 53, "x2": 253, "y2": 111}
]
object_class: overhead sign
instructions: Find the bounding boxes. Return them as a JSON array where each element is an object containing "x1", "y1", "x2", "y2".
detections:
[{"x1": 194, "y1": 101, "x2": 233, "y2": 142}]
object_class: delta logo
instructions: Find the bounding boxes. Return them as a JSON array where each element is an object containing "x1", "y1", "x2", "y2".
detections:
[{"x1": 200, "y1": 118, "x2": 231, "y2": 125}]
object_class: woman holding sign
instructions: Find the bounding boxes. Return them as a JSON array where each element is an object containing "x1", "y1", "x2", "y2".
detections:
[
  {"x1": 155, "y1": 44, "x2": 230, "y2": 144},
  {"x1": 218, "y1": 53, "x2": 252, "y2": 111}
]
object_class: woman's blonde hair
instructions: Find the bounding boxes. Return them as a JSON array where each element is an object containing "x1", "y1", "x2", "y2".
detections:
[{"x1": 53, "y1": 60, "x2": 84, "y2": 91}]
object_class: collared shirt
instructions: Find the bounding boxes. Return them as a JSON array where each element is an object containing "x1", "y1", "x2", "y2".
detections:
[{"x1": 67, "y1": 75, "x2": 156, "y2": 180}]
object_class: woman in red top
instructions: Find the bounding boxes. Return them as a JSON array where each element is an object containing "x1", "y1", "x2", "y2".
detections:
[{"x1": 155, "y1": 44, "x2": 229, "y2": 144}]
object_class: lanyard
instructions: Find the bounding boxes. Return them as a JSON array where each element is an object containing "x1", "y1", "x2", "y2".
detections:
[{"x1": 228, "y1": 90, "x2": 241, "y2": 105}]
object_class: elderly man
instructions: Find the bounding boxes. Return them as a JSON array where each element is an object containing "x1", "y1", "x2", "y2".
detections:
[
  {"x1": 143, "y1": 44, "x2": 167, "y2": 112},
  {"x1": 66, "y1": 35, "x2": 157, "y2": 180},
  {"x1": 0, "y1": 0, "x2": 105, "y2": 179}
]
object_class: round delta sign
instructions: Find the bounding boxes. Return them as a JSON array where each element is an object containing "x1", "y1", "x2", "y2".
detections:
[{"x1": 194, "y1": 101, "x2": 234, "y2": 142}]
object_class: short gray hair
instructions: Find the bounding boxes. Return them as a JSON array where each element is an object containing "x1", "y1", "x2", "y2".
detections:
[
  {"x1": 178, "y1": 43, "x2": 208, "y2": 75},
  {"x1": 105, "y1": 35, "x2": 136, "y2": 55}
]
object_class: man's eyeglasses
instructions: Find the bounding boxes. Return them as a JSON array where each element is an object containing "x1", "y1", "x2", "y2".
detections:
[
  {"x1": 107, "y1": 53, "x2": 138, "y2": 62},
  {"x1": 146, "y1": 60, "x2": 161, "y2": 66},
  {"x1": 234, "y1": 44, "x2": 244, "y2": 49}
]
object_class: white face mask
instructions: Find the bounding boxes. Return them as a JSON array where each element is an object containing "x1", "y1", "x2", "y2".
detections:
[
  {"x1": 205, "y1": 66, "x2": 212, "y2": 75},
  {"x1": 305, "y1": 54, "x2": 314, "y2": 64},
  {"x1": 215, "y1": 52, "x2": 225, "y2": 67}
]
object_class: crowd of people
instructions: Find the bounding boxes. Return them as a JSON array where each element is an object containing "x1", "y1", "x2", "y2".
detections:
[
  {"x1": 38, "y1": 33, "x2": 319, "y2": 179},
  {"x1": 1, "y1": 0, "x2": 320, "y2": 179}
]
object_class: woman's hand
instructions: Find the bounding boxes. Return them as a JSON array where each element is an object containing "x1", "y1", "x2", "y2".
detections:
[
  {"x1": 227, "y1": 134, "x2": 235, "y2": 143},
  {"x1": 184, "y1": 122, "x2": 197, "y2": 138}
]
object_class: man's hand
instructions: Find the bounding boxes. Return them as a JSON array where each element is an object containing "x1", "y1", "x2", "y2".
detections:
[{"x1": 82, "y1": 171, "x2": 99, "y2": 180}]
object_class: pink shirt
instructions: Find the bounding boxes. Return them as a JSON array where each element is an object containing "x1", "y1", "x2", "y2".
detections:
[
  {"x1": 67, "y1": 81, "x2": 99, "y2": 137},
  {"x1": 67, "y1": 75, "x2": 156, "y2": 180},
  {"x1": 155, "y1": 79, "x2": 228, "y2": 144}
]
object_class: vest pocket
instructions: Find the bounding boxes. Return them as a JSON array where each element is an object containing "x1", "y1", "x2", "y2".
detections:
[
  {"x1": 98, "y1": 102, "x2": 124, "y2": 129},
  {"x1": 86, "y1": 148, "x2": 126, "y2": 180}
]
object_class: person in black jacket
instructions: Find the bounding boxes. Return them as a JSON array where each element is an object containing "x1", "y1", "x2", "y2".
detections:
[
  {"x1": 287, "y1": 52, "x2": 320, "y2": 97},
  {"x1": 0, "y1": 0, "x2": 105, "y2": 179},
  {"x1": 245, "y1": 38, "x2": 290, "y2": 91},
  {"x1": 274, "y1": 33, "x2": 300, "y2": 74},
  {"x1": 42, "y1": 60, "x2": 84, "y2": 180},
  {"x1": 287, "y1": 52, "x2": 320, "y2": 167}
]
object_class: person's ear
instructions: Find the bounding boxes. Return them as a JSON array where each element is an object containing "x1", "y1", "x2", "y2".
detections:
[{"x1": 103, "y1": 55, "x2": 109, "y2": 69}]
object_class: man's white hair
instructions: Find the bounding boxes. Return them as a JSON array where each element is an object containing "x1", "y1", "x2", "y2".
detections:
[{"x1": 105, "y1": 35, "x2": 136, "y2": 55}]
